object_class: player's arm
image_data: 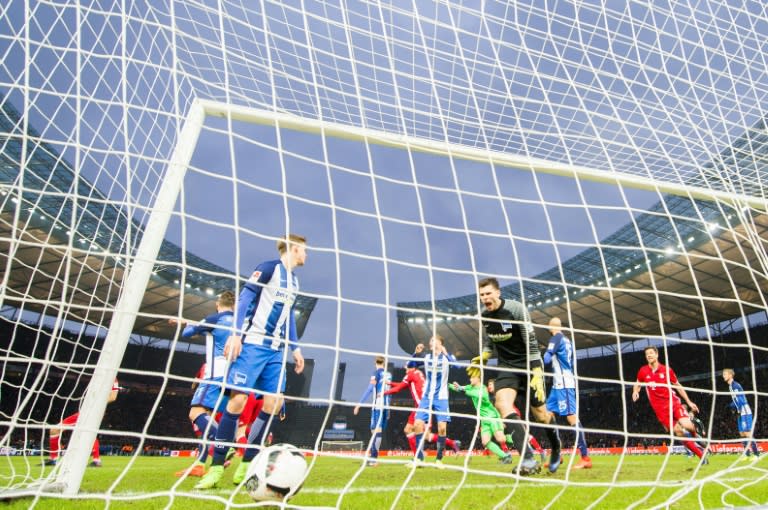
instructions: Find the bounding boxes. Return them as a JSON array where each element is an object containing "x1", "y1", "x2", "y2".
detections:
[
  {"x1": 384, "y1": 380, "x2": 408, "y2": 395},
  {"x1": 449, "y1": 382, "x2": 465, "y2": 392},
  {"x1": 353, "y1": 377, "x2": 375, "y2": 415},
  {"x1": 672, "y1": 379, "x2": 698, "y2": 413},
  {"x1": 225, "y1": 264, "x2": 270, "y2": 360},
  {"x1": 632, "y1": 379, "x2": 642, "y2": 402},
  {"x1": 508, "y1": 300, "x2": 545, "y2": 400},
  {"x1": 543, "y1": 334, "x2": 561, "y2": 366},
  {"x1": 286, "y1": 304, "x2": 304, "y2": 374}
]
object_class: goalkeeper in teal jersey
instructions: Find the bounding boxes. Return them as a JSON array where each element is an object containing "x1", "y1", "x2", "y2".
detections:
[{"x1": 451, "y1": 375, "x2": 513, "y2": 464}]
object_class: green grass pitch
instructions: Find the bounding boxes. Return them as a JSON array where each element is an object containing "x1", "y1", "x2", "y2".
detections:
[{"x1": 1, "y1": 453, "x2": 766, "y2": 509}]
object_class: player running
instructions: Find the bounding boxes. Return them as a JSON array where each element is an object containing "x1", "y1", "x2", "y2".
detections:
[{"x1": 632, "y1": 346, "x2": 707, "y2": 464}]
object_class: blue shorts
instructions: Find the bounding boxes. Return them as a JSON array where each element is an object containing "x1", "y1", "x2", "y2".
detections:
[
  {"x1": 415, "y1": 397, "x2": 451, "y2": 423},
  {"x1": 738, "y1": 414, "x2": 753, "y2": 433},
  {"x1": 226, "y1": 344, "x2": 287, "y2": 394},
  {"x1": 190, "y1": 378, "x2": 228, "y2": 411},
  {"x1": 370, "y1": 409, "x2": 389, "y2": 430},
  {"x1": 546, "y1": 388, "x2": 577, "y2": 416}
]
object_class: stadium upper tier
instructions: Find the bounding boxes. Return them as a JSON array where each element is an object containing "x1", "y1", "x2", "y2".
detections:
[
  {"x1": 398, "y1": 119, "x2": 768, "y2": 358},
  {"x1": 0, "y1": 96, "x2": 316, "y2": 340}
]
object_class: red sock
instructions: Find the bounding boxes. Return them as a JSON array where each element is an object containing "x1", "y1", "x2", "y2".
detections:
[
  {"x1": 529, "y1": 436, "x2": 543, "y2": 453},
  {"x1": 407, "y1": 434, "x2": 417, "y2": 453},
  {"x1": 237, "y1": 435, "x2": 247, "y2": 455},
  {"x1": 50, "y1": 435, "x2": 60, "y2": 460},
  {"x1": 91, "y1": 439, "x2": 100, "y2": 460},
  {"x1": 445, "y1": 438, "x2": 456, "y2": 449},
  {"x1": 683, "y1": 440, "x2": 704, "y2": 458},
  {"x1": 501, "y1": 442, "x2": 509, "y2": 452}
]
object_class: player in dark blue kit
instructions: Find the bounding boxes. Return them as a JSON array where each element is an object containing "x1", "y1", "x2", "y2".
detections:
[
  {"x1": 196, "y1": 234, "x2": 307, "y2": 489},
  {"x1": 354, "y1": 356, "x2": 392, "y2": 466},
  {"x1": 174, "y1": 290, "x2": 235, "y2": 478}
]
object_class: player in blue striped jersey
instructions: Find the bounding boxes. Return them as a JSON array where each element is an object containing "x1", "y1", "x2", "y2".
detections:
[
  {"x1": 411, "y1": 334, "x2": 456, "y2": 468},
  {"x1": 196, "y1": 234, "x2": 307, "y2": 489},
  {"x1": 544, "y1": 317, "x2": 591, "y2": 469},
  {"x1": 173, "y1": 290, "x2": 235, "y2": 478},
  {"x1": 722, "y1": 368, "x2": 760, "y2": 459},
  {"x1": 354, "y1": 356, "x2": 392, "y2": 466}
]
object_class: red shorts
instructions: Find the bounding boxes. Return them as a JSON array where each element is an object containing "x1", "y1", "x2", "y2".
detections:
[
  {"x1": 652, "y1": 402, "x2": 688, "y2": 431},
  {"x1": 239, "y1": 394, "x2": 263, "y2": 427},
  {"x1": 60, "y1": 413, "x2": 79, "y2": 426}
]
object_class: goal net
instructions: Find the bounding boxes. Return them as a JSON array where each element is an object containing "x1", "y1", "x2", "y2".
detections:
[{"x1": 1, "y1": 1, "x2": 767, "y2": 509}]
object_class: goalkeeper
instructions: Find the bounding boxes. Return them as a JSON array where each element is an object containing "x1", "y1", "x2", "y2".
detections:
[
  {"x1": 468, "y1": 277, "x2": 561, "y2": 475},
  {"x1": 450, "y1": 375, "x2": 514, "y2": 464}
]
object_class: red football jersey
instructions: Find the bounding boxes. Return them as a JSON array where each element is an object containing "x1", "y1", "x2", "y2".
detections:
[{"x1": 636, "y1": 363, "x2": 681, "y2": 409}]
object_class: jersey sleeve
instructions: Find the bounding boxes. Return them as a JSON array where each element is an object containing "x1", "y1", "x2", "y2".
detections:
[
  {"x1": 235, "y1": 262, "x2": 275, "y2": 331},
  {"x1": 668, "y1": 367, "x2": 679, "y2": 384},
  {"x1": 181, "y1": 313, "x2": 217, "y2": 337},
  {"x1": 507, "y1": 300, "x2": 541, "y2": 366}
]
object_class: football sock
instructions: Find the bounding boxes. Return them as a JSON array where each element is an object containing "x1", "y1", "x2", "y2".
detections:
[
  {"x1": 486, "y1": 441, "x2": 506, "y2": 459},
  {"x1": 243, "y1": 411, "x2": 274, "y2": 462},
  {"x1": 575, "y1": 421, "x2": 588, "y2": 457},
  {"x1": 406, "y1": 433, "x2": 417, "y2": 453},
  {"x1": 436, "y1": 436, "x2": 446, "y2": 460},
  {"x1": 211, "y1": 410, "x2": 239, "y2": 466},
  {"x1": 370, "y1": 432, "x2": 382, "y2": 459},
  {"x1": 49, "y1": 435, "x2": 60, "y2": 460},
  {"x1": 193, "y1": 414, "x2": 218, "y2": 462}
]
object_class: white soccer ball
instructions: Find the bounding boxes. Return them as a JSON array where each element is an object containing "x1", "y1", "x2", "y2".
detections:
[{"x1": 244, "y1": 443, "x2": 307, "y2": 502}]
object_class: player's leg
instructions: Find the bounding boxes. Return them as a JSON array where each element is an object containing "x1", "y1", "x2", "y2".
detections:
[
  {"x1": 494, "y1": 380, "x2": 529, "y2": 459},
  {"x1": 404, "y1": 416, "x2": 417, "y2": 453},
  {"x1": 195, "y1": 349, "x2": 259, "y2": 490},
  {"x1": 434, "y1": 416, "x2": 449, "y2": 465},
  {"x1": 489, "y1": 422, "x2": 511, "y2": 463},
  {"x1": 531, "y1": 398, "x2": 562, "y2": 473},
  {"x1": 90, "y1": 437, "x2": 101, "y2": 467},
  {"x1": 566, "y1": 413, "x2": 591, "y2": 469},
  {"x1": 46, "y1": 413, "x2": 78, "y2": 465},
  {"x1": 411, "y1": 411, "x2": 429, "y2": 462},
  {"x1": 739, "y1": 415, "x2": 759, "y2": 457},
  {"x1": 367, "y1": 408, "x2": 385, "y2": 465},
  {"x1": 675, "y1": 417, "x2": 705, "y2": 460}
]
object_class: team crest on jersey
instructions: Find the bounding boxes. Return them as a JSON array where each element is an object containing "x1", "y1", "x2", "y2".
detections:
[
  {"x1": 501, "y1": 321, "x2": 513, "y2": 330},
  {"x1": 248, "y1": 270, "x2": 262, "y2": 284},
  {"x1": 232, "y1": 371, "x2": 248, "y2": 385}
]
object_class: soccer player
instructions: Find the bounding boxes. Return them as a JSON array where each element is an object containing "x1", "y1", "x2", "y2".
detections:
[
  {"x1": 722, "y1": 368, "x2": 760, "y2": 459},
  {"x1": 385, "y1": 360, "x2": 461, "y2": 454},
  {"x1": 196, "y1": 234, "x2": 307, "y2": 490},
  {"x1": 410, "y1": 335, "x2": 455, "y2": 468},
  {"x1": 173, "y1": 290, "x2": 235, "y2": 477},
  {"x1": 543, "y1": 317, "x2": 591, "y2": 469},
  {"x1": 487, "y1": 379, "x2": 546, "y2": 464},
  {"x1": 468, "y1": 277, "x2": 561, "y2": 475},
  {"x1": 632, "y1": 346, "x2": 707, "y2": 463},
  {"x1": 353, "y1": 356, "x2": 392, "y2": 466},
  {"x1": 451, "y1": 375, "x2": 513, "y2": 464},
  {"x1": 44, "y1": 379, "x2": 120, "y2": 467}
]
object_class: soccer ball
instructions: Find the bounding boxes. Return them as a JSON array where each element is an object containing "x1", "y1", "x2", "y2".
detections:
[{"x1": 244, "y1": 443, "x2": 307, "y2": 502}]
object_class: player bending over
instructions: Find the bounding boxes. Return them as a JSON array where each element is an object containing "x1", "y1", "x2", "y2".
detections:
[
  {"x1": 451, "y1": 375, "x2": 513, "y2": 464},
  {"x1": 44, "y1": 379, "x2": 120, "y2": 467}
]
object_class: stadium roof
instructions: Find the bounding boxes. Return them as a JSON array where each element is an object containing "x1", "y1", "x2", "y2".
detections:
[
  {"x1": 0, "y1": 96, "x2": 316, "y2": 341},
  {"x1": 398, "y1": 119, "x2": 768, "y2": 358}
]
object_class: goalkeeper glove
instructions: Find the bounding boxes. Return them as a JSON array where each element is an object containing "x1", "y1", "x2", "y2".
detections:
[
  {"x1": 530, "y1": 366, "x2": 546, "y2": 402},
  {"x1": 467, "y1": 351, "x2": 491, "y2": 378}
]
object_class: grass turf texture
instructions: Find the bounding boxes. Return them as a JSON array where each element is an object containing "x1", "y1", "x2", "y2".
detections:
[{"x1": 0, "y1": 454, "x2": 765, "y2": 509}]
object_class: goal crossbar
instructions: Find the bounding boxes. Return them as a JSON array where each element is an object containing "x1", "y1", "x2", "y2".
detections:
[{"x1": 198, "y1": 99, "x2": 764, "y2": 211}]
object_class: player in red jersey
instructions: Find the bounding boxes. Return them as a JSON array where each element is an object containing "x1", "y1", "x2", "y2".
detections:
[
  {"x1": 632, "y1": 346, "x2": 707, "y2": 463},
  {"x1": 44, "y1": 379, "x2": 120, "y2": 467},
  {"x1": 385, "y1": 351, "x2": 461, "y2": 454}
]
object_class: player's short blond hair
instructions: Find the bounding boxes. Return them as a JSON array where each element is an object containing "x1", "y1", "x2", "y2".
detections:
[
  {"x1": 218, "y1": 290, "x2": 235, "y2": 308},
  {"x1": 277, "y1": 234, "x2": 306, "y2": 255},
  {"x1": 723, "y1": 368, "x2": 734, "y2": 377}
]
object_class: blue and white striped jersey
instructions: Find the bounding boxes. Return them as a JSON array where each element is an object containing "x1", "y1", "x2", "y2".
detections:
[
  {"x1": 728, "y1": 380, "x2": 752, "y2": 416},
  {"x1": 359, "y1": 367, "x2": 392, "y2": 410},
  {"x1": 421, "y1": 352, "x2": 456, "y2": 400},
  {"x1": 182, "y1": 310, "x2": 234, "y2": 379},
  {"x1": 237, "y1": 259, "x2": 299, "y2": 350},
  {"x1": 544, "y1": 332, "x2": 576, "y2": 390}
]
